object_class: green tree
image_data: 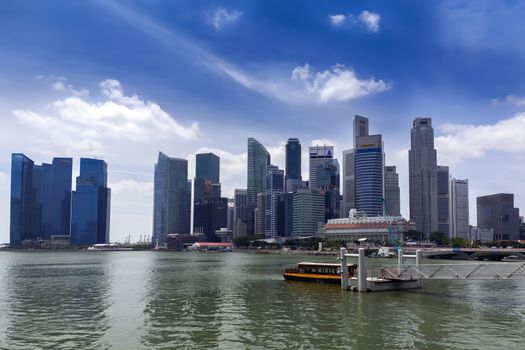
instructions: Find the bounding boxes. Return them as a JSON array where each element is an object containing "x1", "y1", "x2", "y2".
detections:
[
  {"x1": 429, "y1": 231, "x2": 449, "y2": 246},
  {"x1": 450, "y1": 237, "x2": 469, "y2": 248},
  {"x1": 403, "y1": 230, "x2": 425, "y2": 241}
]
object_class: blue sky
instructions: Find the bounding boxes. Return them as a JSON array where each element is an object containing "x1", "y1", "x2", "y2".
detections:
[{"x1": 1, "y1": 0, "x2": 525, "y2": 242}]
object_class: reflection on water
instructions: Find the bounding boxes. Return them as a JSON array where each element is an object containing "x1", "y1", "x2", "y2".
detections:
[{"x1": 0, "y1": 252, "x2": 524, "y2": 349}]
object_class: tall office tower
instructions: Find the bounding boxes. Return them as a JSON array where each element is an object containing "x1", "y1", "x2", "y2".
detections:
[
  {"x1": 265, "y1": 165, "x2": 284, "y2": 238},
  {"x1": 449, "y1": 179, "x2": 469, "y2": 239},
  {"x1": 292, "y1": 189, "x2": 325, "y2": 236},
  {"x1": 193, "y1": 152, "x2": 226, "y2": 240},
  {"x1": 342, "y1": 115, "x2": 370, "y2": 217},
  {"x1": 477, "y1": 193, "x2": 520, "y2": 241},
  {"x1": 341, "y1": 149, "x2": 355, "y2": 218},
  {"x1": 355, "y1": 134, "x2": 384, "y2": 217},
  {"x1": 309, "y1": 145, "x2": 334, "y2": 190},
  {"x1": 247, "y1": 138, "x2": 271, "y2": 236},
  {"x1": 10, "y1": 154, "x2": 73, "y2": 247},
  {"x1": 409, "y1": 118, "x2": 438, "y2": 235},
  {"x1": 194, "y1": 153, "x2": 220, "y2": 202},
  {"x1": 227, "y1": 198, "x2": 234, "y2": 231},
  {"x1": 233, "y1": 189, "x2": 248, "y2": 238},
  {"x1": 71, "y1": 158, "x2": 111, "y2": 246},
  {"x1": 255, "y1": 193, "x2": 266, "y2": 236},
  {"x1": 316, "y1": 158, "x2": 341, "y2": 220},
  {"x1": 152, "y1": 152, "x2": 191, "y2": 245},
  {"x1": 281, "y1": 192, "x2": 294, "y2": 236},
  {"x1": 436, "y1": 166, "x2": 450, "y2": 235},
  {"x1": 384, "y1": 166, "x2": 401, "y2": 217},
  {"x1": 285, "y1": 138, "x2": 302, "y2": 192}
]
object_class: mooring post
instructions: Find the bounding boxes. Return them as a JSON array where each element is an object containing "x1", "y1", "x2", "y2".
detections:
[
  {"x1": 358, "y1": 247, "x2": 366, "y2": 292},
  {"x1": 416, "y1": 249, "x2": 422, "y2": 288},
  {"x1": 340, "y1": 247, "x2": 348, "y2": 290},
  {"x1": 398, "y1": 248, "x2": 404, "y2": 269}
]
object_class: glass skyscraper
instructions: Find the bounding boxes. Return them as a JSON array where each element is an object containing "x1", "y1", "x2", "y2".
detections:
[
  {"x1": 71, "y1": 158, "x2": 111, "y2": 246},
  {"x1": 10, "y1": 154, "x2": 73, "y2": 247},
  {"x1": 355, "y1": 135, "x2": 384, "y2": 217},
  {"x1": 247, "y1": 138, "x2": 270, "y2": 236},
  {"x1": 437, "y1": 165, "x2": 450, "y2": 235},
  {"x1": 265, "y1": 164, "x2": 284, "y2": 238},
  {"x1": 384, "y1": 166, "x2": 401, "y2": 217},
  {"x1": 152, "y1": 152, "x2": 191, "y2": 245},
  {"x1": 308, "y1": 145, "x2": 333, "y2": 190},
  {"x1": 285, "y1": 138, "x2": 301, "y2": 191}
]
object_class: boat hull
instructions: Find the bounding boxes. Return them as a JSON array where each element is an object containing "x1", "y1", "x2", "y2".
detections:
[{"x1": 283, "y1": 272, "x2": 341, "y2": 284}]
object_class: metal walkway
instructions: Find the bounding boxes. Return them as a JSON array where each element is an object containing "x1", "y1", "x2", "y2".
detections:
[{"x1": 379, "y1": 262, "x2": 525, "y2": 281}]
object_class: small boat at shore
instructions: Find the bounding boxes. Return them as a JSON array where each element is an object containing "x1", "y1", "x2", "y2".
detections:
[
  {"x1": 87, "y1": 244, "x2": 133, "y2": 251},
  {"x1": 283, "y1": 262, "x2": 356, "y2": 284}
]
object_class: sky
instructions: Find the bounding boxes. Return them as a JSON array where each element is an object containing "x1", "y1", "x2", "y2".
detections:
[{"x1": 1, "y1": 0, "x2": 525, "y2": 243}]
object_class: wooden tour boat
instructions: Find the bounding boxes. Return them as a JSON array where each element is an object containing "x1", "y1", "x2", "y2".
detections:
[{"x1": 283, "y1": 262, "x2": 356, "y2": 284}]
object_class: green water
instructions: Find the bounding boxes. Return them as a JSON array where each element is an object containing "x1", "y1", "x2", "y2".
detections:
[{"x1": 0, "y1": 251, "x2": 523, "y2": 349}]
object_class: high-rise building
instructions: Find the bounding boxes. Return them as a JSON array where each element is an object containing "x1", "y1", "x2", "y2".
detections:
[
  {"x1": 353, "y1": 115, "x2": 369, "y2": 147},
  {"x1": 71, "y1": 158, "x2": 111, "y2": 246},
  {"x1": 409, "y1": 118, "x2": 438, "y2": 235},
  {"x1": 255, "y1": 192, "x2": 266, "y2": 236},
  {"x1": 247, "y1": 138, "x2": 271, "y2": 236},
  {"x1": 341, "y1": 149, "x2": 355, "y2": 218},
  {"x1": 233, "y1": 189, "x2": 248, "y2": 239},
  {"x1": 285, "y1": 138, "x2": 302, "y2": 192},
  {"x1": 227, "y1": 198, "x2": 234, "y2": 231},
  {"x1": 308, "y1": 145, "x2": 333, "y2": 190},
  {"x1": 292, "y1": 189, "x2": 325, "y2": 236},
  {"x1": 477, "y1": 193, "x2": 520, "y2": 241},
  {"x1": 355, "y1": 135, "x2": 384, "y2": 217},
  {"x1": 10, "y1": 154, "x2": 73, "y2": 247},
  {"x1": 265, "y1": 165, "x2": 284, "y2": 238},
  {"x1": 316, "y1": 158, "x2": 341, "y2": 220},
  {"x1": 449, "y1": 178, "x2": 469, "y2": 239},
  {"x1": 194, "y1": 153, "x2": 220, "y2": 202},
  {"x1": 152, "y1": 152, "x2": 191, "y2": 245},
  {"x1": 437, "y1": 166, "x2": 450, "y2": 235},
  {"x1": 384, "y1": 166, "x2": 400, "y2": 217}
]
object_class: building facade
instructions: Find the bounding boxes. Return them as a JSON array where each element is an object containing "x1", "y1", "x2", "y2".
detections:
[
  {"x1": 477, "y1": 193, "x2": 520, "y2": 241},
  {"x1": 233, "y1": 189, "x2": 248, "y2": 239},
  {"x1": 437, "y1": 165, "x2": 450, "y2": 235},
  {"x1": 247, "y1": 138, "x2": 271, "y2": 236},
  {"x1": 341, "y1": 149, "x2": 355, "y2": 218},
  {"x1": 152, "y1": 152, "x2": 191, "y2": 245},
  {"x1": 449, "y1": 178, "x2": 469, "y2": 239},
  {"x1": 193, "y1": 197, "x2": 228, "y2": 241},
  {"x1": 285, "y1": 138, "x2": 302, "y2": 192},
  {"x1": 265, "y1": 165, "x2": 284, "y2": 238},
  {"x1": 355, "y1": 134, "x2": 384, "y2": 217},
  {"x1": 384, "y1": 166, "x2": 401, "y2": 217},
  {"x1": 71, "y1": 158, "x2": 111, "y2": 246},
  {"x1": 409, "y1": 118, "x2": 438, "y2": 235},
  {"x1": 292, "y1": 189, "x2": 325, "y2": 236},
  {"x1": 308, "y1": 145, "x2": 333, "y2": 190}
]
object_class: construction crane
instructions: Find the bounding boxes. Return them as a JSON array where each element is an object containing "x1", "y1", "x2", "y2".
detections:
[{"x1": 383, "y1": 198, "x2": 399, "y2": 251}]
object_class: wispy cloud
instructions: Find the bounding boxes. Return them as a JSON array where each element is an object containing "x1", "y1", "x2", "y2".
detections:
[
  {"x1": 329, "y1": 14, "x2": 346, "y2": 26},
  {"x1": 205, "y1": 7, "x2": 242, "y2": 30},
  {"x1": 506, "y1": 94, "x2": 525, "y2": 106},
  {"x1": 292, "y1": 64, "x2": 392, "y2": 102},
  {"x1": 358, "y1": 11, "x2": 381, "y2": 32}
]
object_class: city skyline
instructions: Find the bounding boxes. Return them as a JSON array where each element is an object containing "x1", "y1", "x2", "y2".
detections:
[{"x1": 2, "y1": 1, "x2": 525, "y2": 242}]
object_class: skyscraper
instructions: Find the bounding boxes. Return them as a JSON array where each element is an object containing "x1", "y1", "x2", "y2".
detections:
[
  {"x1": 449, "y1": 178, "x2": 469, "y2": 239},
  {"x1": 384, "y1": 166, "x2": 401, "y2": 217},
  {"x1": 353, "y1": 115, "x2": 369, "y2": 147},
  {"x1": 316, "y1": 158, "x2": 341, "y2": 220},
  {"x1": 71, "y1": 158, "x2": 111, "y2": 246},
  {"x1": 355, "y1": 134, "x2": 384, "y2": 217},
  {"x1": 233, "y1": 189, "x2": 248, "y2": 239},
  {"x1": 292, "y1": 189, "x2": 325, "y2": 236},
  {"x1": 409, "y1": 118, "x2": 438, "y2": 235},
  {"x1": 437, "y1": 165, "x2": 450, "y2": 235},
  {"x1": 194, "y1": 153, "x2": 220, "y2": 202},
  {"x1": 308, "y1": 145, "x2": 333, "y2": 190},
  {"x1": 477, "y1": 193, "x2": 520, "y2": 241},
  {"x1": 265, "y1": 164, "x2": 284, "y2": 238},
  {"x1": 341, "y1": 149, "x2": 355, "y2": 218},
  {"x1": 285, "y1": 138, "x2": 302, "y2": 192},
  {"x1": 255, "y1": 192, "x2": 266, "y2": 236},
  {"x1": 152, "y1": 152, "x2": 191, "y2": 245},
  {"x1": 247, "y1": 138, "x2": 271, "y2": 236},
  {"x1": 10, "y1": 154, "x2": 73, "y2": 247}
]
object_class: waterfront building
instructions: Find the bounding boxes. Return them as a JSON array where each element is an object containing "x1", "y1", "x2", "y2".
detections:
[
  {"x1": 194, "y1": 152, "x2": 220, "y2": 202},
  {"x1": 71, "y1": 158, "x2": 111, "y2": 246},
  {"x1": 255, "y1": 192, "x2": 266, "y2": 236},
  {"x1": 265, "y1": 165, "x2": 284, "y2": 238},
  {"x1": 384, "y1": 166, "x2": 401, "y2": 217},
  {"x1": 355, "y1": 134, "x2": 384, "y2": 217},
  {"x1": 319, "y1": 209, "x2": 413, "y2": 243},
  {"x1": 278, "y1": 192, "x2": 294, "y2": 237},
  {"x1": 308, "y1": 145, "x2": 333, "y2": 190},
  {"x1": 468, "y1": 226, "x2": 494, "y2": 243},
  {"x1": 285, "y1": 138, "x2": 302, "y2": 192},
  {"x1": 409, "y1": 118, "x2": 438, "y2": 235},
  {"x1": 477, "y1": 193, "x2": 520, "y2": 241},
  {"x1": 292, "y1": 189, "x2": 325, "y2": 236},
  {"x1": 193, "y1": 197, "x2": 228, "y2": 241},
  {"x1": 437, "y1": 166, "x2": 450, "y2": 235},
  {"x1": 449, "y1": 179, "x2": 469, "y2": 239},
  {"x1": 247, "y1": 138, "x2": 271, "y2": 236},
  {"x1": 233, "y1": 189, "x2": 248, "y2": 238},
  {"x1": 9, "y1": 154, "x2": 73, "y2": 246},
  {"x1": 152, "y1": 152, "x2": 191, "y2": 245}
]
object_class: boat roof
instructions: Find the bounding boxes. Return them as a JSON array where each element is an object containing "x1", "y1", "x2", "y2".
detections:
[{"x1": 297, "y1": 262, "x2": 356, "y2": 267}]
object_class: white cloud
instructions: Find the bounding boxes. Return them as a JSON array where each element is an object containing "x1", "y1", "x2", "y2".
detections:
[
  {"x1": 436, "y1": 113, "x2": 525, "y2": 164},
  {"x1": 358, "y1": 11, "x2": 381, "y2": 32},
  {"x1": 292, "y1": 63, "x2": 392, "y2": 102},
  {"x1": 206, "y1": 7, "x2": 242, "y2": 30},
  {"x1": 329, "y1": 14, "x2": 346, "y2": 26},
  {"x1": 506, "y1": 94, "x2": 525, "y2": 107},
  {"x1": 13, "y1": 79, "x2": 199, "y2": 157}
]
